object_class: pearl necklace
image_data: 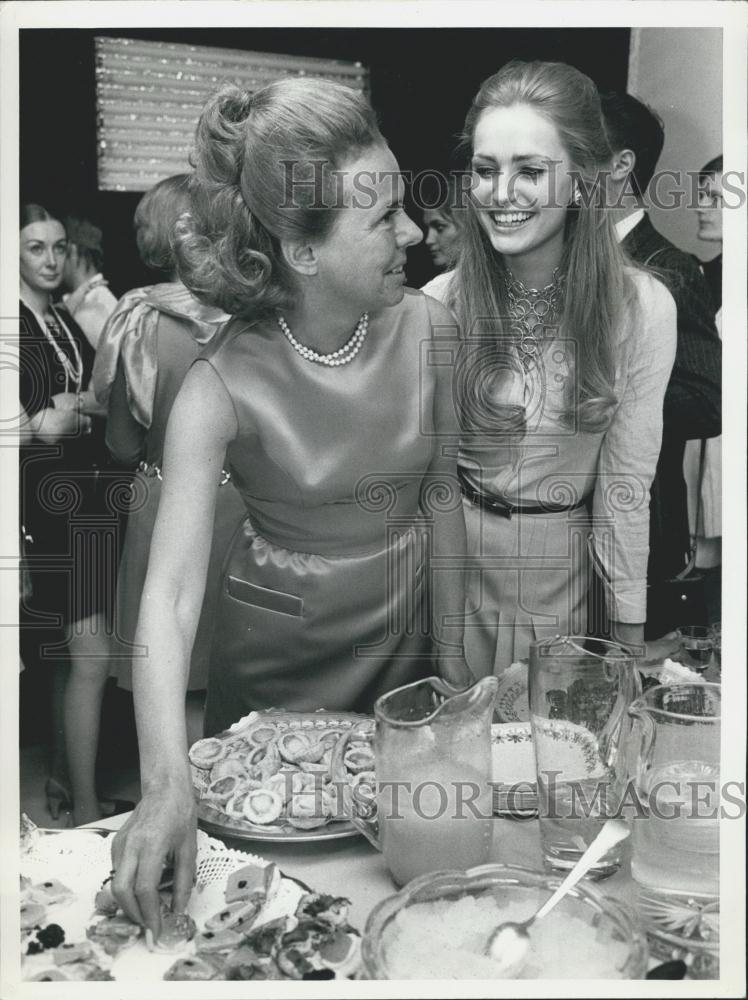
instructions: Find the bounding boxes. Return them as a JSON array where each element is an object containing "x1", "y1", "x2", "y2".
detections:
[
  {"x1": 503, "y1": 268, "x2": 565, "y2": 370},
  {"x1": 277, "y1": 313, "x2": 369, "y2": 367},
  {"x1": 42, "y1": 308, "x2": 84, "y2": 393}
]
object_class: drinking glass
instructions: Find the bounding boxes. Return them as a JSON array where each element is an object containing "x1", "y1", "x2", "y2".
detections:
[
  {"x1": 676, "y1": 625, "x2": 714, "y2": 673},
  {"x1": 528, "y1": 636, "x2": 640, "y2": 878}
]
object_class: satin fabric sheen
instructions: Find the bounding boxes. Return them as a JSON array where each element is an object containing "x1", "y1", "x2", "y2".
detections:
[
  {"x1": 94, "y1": 282, "x2": 228, "y2": 428},
  {"x1": 96, "y1": 284, "x2": 245, "y2": 690},
  {"x1": 200, "y1": 290, "x2": 439, "y2": 735}
]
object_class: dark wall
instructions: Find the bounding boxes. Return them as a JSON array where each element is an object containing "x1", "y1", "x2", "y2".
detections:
[{"x1": 20, "y1": 27, "x2": 630, "y2": 293}]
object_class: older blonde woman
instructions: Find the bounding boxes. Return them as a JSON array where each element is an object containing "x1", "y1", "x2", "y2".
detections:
[{"x1": 110, "y1": 80, "x2": 469, "y2": 935}]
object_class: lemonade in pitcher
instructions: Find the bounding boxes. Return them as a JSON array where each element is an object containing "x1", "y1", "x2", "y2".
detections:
[
  {"x1": 349, "y1": 676, "x2": 499, "y2": 886},
  {"x1": 378, "y1": 759, "x2": 494, "y2": 886}
]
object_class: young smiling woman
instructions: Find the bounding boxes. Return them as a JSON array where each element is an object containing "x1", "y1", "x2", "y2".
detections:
[
  {"x1": 110, "y1": 79, "x2": 470, "y2": 938},
  {"x1": 423, "y1": 60, "x2": 678, "y2": 672}
]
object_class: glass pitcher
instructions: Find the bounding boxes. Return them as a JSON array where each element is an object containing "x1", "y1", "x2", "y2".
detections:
[
  {"x1": 628, "y1": 683, "x2": 721, "y2": 899},
  {"x1": 529, "y1": 635, "x2": 641, "y2": 876},
  {"x1": 348, "y1": 675, "x2": 499, "y2": 886}
]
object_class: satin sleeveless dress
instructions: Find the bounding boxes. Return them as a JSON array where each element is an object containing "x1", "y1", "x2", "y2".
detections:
[
  {"x1": 199, "y1": 290, "x2": 439, "y2": 736},
  {"x1": 93, "y1": 284, "x2": 246, "y2": 691}
]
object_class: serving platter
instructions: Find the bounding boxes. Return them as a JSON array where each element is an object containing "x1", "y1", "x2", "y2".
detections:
[
  {"x1": 191, "y1": 709, "x2": 373, "y2": 844},
  {"x1": 197, "y1": 806, "x2": 361, "y2": 843},
  {"x1": 20, "y1": 823, "x2": 358, "y2": 982}
]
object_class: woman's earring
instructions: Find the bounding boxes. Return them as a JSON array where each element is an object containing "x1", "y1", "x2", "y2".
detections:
[{"x1": 573, "y1": 184, "x2": 582, "y2": 206}]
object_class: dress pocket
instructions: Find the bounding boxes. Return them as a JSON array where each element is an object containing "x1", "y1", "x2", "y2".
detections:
[{"x1": 226, "y1": 576, "x2": 304, "y2": 618}]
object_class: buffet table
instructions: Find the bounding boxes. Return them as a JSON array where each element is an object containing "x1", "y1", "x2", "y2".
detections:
[{"x1": 88, "y1": 812, "x2": 639, "y2": 935}]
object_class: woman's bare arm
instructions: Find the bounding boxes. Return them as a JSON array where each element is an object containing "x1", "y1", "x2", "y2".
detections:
[
  {"x1": 422, "y1": 297, "x2": 473, "y2": 687},
  {"x1": 111, "y1": 360, "x2": 237, "y2": 937}
]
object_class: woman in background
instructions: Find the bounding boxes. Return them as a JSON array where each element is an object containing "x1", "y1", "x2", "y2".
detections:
[
  {"x1": 94, "y1": 174, "x2": 246, "y2": 700},
  {"x1": 423, "y1": 177, "x2": 464, "y2": 272},
  {"x1": 683, "y1": 154, "x2": 723, "y2": 623},
  {"x1": 423, "y1": 61, "x2": 677, "y2": 671},
  {"x1": 19, "y1": 204, "x2": 119, "y2": 826}
]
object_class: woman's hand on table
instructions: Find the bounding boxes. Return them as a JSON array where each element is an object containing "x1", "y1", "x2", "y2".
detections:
[
  {"x1": 110, "y1": 780, "x2": 197, "y2": 941},
  {"x1": 642, "y1": 631, "x2": 681, "y2": 664}
]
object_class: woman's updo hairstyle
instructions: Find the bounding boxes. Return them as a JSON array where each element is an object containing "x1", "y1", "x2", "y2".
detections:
[
  {"x1": 175, "y1": 78, "x2": 383, "y2": 319},
  {"x1": 134, "y1": 173, "x2": 192, "y2": 272}
]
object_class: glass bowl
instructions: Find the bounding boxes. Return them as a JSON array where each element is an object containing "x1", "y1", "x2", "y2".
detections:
[
  {"x1": 362, "y1": 863, "x2": 648, "y2": 980},
  {"x1": 646, "y1": 925, "x2": 718, "y2": 980},
  {"x1": 638, "y1": 890, "x2": 719, "y2": 980}
]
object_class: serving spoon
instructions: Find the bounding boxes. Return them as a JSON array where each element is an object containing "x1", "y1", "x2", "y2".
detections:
[{"x1": 485, "y1": 818, "x2": 630, "y2": 977}]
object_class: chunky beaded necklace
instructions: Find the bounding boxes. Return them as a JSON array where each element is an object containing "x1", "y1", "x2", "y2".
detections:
[
  {"x1": 503, "y1": 267, "x2": 565, "y2": 370},
  {"x1": 276, "y1": 313, "x2": 369, "y2": 368}
]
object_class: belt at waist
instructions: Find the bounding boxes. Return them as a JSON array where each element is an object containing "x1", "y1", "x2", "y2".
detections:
[{"x1": 458, "y1": 468, "x2": 589, "y2": 519}]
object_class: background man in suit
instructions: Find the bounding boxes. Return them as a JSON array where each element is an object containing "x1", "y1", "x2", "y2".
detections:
[{"x1": 600, "y1": 92, "x2": 721, "y2": 638}]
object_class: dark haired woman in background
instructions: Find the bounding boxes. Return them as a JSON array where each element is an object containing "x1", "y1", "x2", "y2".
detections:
[
  {"x1": 111, "y1": 79, "x2": 468, "y2": 935},
  {"x1": 19, "y1": 204, "x2": 121, "y2": 826},
  {"x1": 94, "y1": 174, "x2": 245, "y2": 702},
  {"x1": 424, "y1": 61, "x2": 677, "y2": 672}
]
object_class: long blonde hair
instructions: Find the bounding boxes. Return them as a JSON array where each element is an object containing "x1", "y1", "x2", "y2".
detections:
[{"x1": 452, "y1": 60, "x2": 636, "y2": 432}]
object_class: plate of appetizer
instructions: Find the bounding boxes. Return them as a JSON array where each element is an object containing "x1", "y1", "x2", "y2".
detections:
[
  {"x1": 20, "y1": 816, "x2": 362, "y2": 981},
  {"x1": 190, "y1": 710, "x2": 375, "y2": 843}
]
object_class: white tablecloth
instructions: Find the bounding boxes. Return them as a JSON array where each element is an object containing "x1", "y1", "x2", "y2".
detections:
[{"x1": 88, "y1": 813, "x2": 639, "y2": 935}]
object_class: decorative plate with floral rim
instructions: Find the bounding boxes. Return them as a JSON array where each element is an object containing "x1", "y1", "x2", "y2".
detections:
[
  {"x1": 495, "y1": 661, "x2": 530, "y2": 723},
  {"x1": 530, "y1": 717, "x2": 606, "y2": 779},
  {"x1": 490, "y1": 722, "x2": 537, "y2": 816}
]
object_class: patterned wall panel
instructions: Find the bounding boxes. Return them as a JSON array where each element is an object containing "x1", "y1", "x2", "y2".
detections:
[{"x1": 95, "y1": 36, "x2": 369, "y2": 192}]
